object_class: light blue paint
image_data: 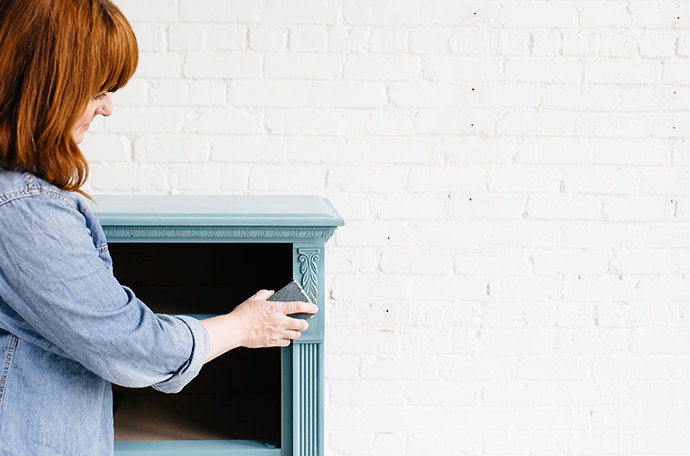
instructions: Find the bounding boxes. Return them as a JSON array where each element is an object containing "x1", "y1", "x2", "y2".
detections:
[{"x1": 98, "y1": 195, "x2": 341, "y2": 456}]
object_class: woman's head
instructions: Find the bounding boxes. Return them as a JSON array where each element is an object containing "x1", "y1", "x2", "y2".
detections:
[{"x1": 0, "y1": 0, "x2": 138, "y2": 193}]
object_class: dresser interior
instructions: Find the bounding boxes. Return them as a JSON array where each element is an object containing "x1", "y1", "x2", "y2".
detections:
[{"x1": 109, "y1": 242, "x2": 293, "y2": 444}]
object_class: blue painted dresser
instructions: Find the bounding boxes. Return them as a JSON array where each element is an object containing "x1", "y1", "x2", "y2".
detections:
[{"x1": 92, "y1": 195, "x2": 343, "y2": 456}]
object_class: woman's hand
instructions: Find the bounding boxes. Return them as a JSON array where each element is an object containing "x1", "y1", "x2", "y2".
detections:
[{"x1": 201, "y1": 289, "x2": 318, "y2": 363}]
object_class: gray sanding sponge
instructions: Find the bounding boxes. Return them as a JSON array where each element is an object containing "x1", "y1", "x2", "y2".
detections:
[{"x1": 268, "y1": 280, "x2": 316, "y2": 320}]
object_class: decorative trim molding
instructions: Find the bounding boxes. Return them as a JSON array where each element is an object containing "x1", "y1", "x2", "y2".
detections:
[
  {"x1": 294, "y1": 343, "x2": 320, "y2": 456},
  {"x1": 297, "y1": 248, "x2": 320, "y2": 303},
  {"x1": 102, "y1": 226, "x2": 336, "y2": 242}
]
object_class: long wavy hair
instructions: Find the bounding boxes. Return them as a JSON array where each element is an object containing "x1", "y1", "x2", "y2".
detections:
[{"x1": 0, "y1": 0, "x2": 138, "y2": 194}]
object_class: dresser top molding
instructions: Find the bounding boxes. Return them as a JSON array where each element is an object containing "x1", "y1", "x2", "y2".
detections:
[{"x1": 91, "y1": 195, "x2": 344, "y2": 228}]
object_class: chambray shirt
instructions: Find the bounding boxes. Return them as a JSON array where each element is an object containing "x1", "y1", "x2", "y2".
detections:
[{"x1": 0, "y1": 169, "x2": 211, "y2": 455}]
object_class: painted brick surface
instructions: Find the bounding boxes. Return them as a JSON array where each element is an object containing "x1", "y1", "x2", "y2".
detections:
[{"x1": 84, "y1": 1, "x2": 690, "y2": 454}]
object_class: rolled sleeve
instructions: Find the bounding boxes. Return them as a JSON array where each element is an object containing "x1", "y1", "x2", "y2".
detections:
[
  {"x1": 0, "y1": 194, "x2": 210, "y2": 390},
  {"x1": 152, "y1": 314, "x2": 209, "y2": 393}
]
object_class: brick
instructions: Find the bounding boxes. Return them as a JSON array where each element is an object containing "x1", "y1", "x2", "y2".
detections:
[
  {"x1": 370, "y1": 28, "x2": 409, "y2": 54},
  {"x1": 416, "y1": 108, "x2": 495, "y2": 135},
  {"x1": 331, "y1": 381, "x2": 405, "y2": 406},
  {"x1": 562, "y1": 276, "x2": 636, "y2": 302},
  {"x1": 639, "y1": 32, "x2": 676, "y2": 58},
  {"x1": 444, "y1": 136, "x2": 517, "y2": 164},
  {"x1": 491, "y1": 221, "x2": 562, "y2": 249},
  {"x1": 284, "y1": 138, "x2": 367, "y2": 164},
  {"x1": 585, "y1": 60, "x2": 661, "y2": 84},
  {"x1": 380, "y1": 247, "x2": 452, "y2": 274},
  {"x1": 413, "y1": 221, "x2": 491, "y2": 250},
  {"x1": 344, "y1": 55, "x2": 421, "y2": 81},
  {"x1": 532, "y1": 251, "x2": 610, "y2": 274},
  {"x1": 410, "y1": 29, "x2": 452, "y2": 55},
  {"x1": 531, "y1": 29, "x2": 563, "y2": 56},
  {"x1": 168, "y1": 25, "x2": 209, "y2": 51},
  {"x1": 183, "y1": 53, "x2": 262, "y2": 78},
  {"x1": 335, "y1": 221, "x2": 412, "y2": 247},
  {"x1": 663, "y1": 59, "x2": 690, "y2": 84},
  {"x1": 501, "y1": 2, "x2": 576, "y2": 28},
  {"x1": 598, "y1": 30, "x2": 641, "y2": 58},
  {"x1": 564, "y1": 166, "x2": 641, "y2": 195},
  {"x1": 408, "y1": 432, "x2": 482, "y2": 456},
  {"x1": 578, "y1": 2, "x2": 632, "y2": 28},
  {"x1": 265, "y1": 109, "x2": 342, "y2": 135},
  {"x1": 310, "y1": 82, "x2": 388, "y2": 108},
  {"x1": 249, "y1": 166, "x2": 327, "y2": 192},
  {"x1": 149, "y1": 81, "x2": 227, "y2": 107},
  {"x1": 89, "y1": 164, "x2": 170, "y2": 192},
  {"x1": 180, "y1": 0, "x2": 259, "y2": 22},
  {"x1": 211, "y1": 136, "x2": 286, "y2": 164},
  {"x1": 631, "y1": 2, "x2": 690, "y2": 29},
  {"x1": 562, "y1": 30, "x2": 599, "y2": 56},
  {"x1": 525, "y1": 195, "x2": 602, "y2": 220},
  {"x1": 183, "y1": 108, "x2": 264, "y2": 135},
  {"x1": 264, "y1": 53, "x2": 341, "y2": 79},
  {"x1": 228, "y1": 81, "x2": 308, "y2": 107},
  {"x1": 261, "y1": 0, "x2": 339, "y2": 24},
  {"x1": 366, "y1": 111, "x2": 416, "y2": 136},
  {"x1": 449, "y1": 29, "x2": 492, "y2": 55},
  {"x1": 342, "y1": 1, "x2": 420, "y2": 26},
  {"x1": 464, "y1": 82, "x2": 541, "y2": 109},
  {"x1": 136, "y1": 52, "x2": 183, "y2": 79},
  {"x1": 497, "y1": 109, "x2": 575, "y2": 136},
  {"x1": 206, "y1": 25, "x2": 247, "y2": 51},
  {"x1": 483, "y1": 381, "x2": 557, "y2": 405},
  {"x1": 173, "y1": 165, "x2": 249, "y2": 192},
  {"x1": 602, "y1": 196, "x2": 675, "y2": 221},
  {"x1": 487, "y1": 165, "x2": 563, "y2": 193},
  {"x1": 248, "y1": 26, "x2": 288, "y2": 51},
  {"x1": 289, "y1": 26, "x2": 328, "y2": 52},
  {"x1": 115, "y1": 0, "x2": 177, "y2": 22},
  {"x1": 134, "y1": 135, "x2": 210, "y2": 163},
  {"x1": 367, "y1": 137, "x2": 442, "y2": 164},
  {"x1": 130, "y1": 24, "x2": 166, "y2": 52},
  {"x1": 488, "y1": 277, "x2": 562, "y2": 302},
  {"x1": 106, "y1": 108, "x2": 183, "y2": 134},
  {"x1": 423, "y1": 56, "x2": 503, "y2": 81},
  {"x1": 448, "y1": 194, "x2": 527, "y2": 220},
  {"x1": 495, "y1": 30, "x2": 531, "y2": 56},
  {"x1": 81, "y1": 134, "x2": 131, "y2": 163},
  {"x1": 504, "y1": 57, "x2": 582, "y2": 83},
  {"x1": 410, "y1": 275, "x2": 487, "y2": 301},
  {"x1": 390, "y1": 82, "x2": 463, "y2": 107},
  {"x1": 637, "y1": 277, "x2": 690, "y2": 302},
  {"x1": 408, "y1": 165, "x2": 486, "y2": 193},
  {"x1": 454, "y1": 252, "x2": 531, "y2": 276}
]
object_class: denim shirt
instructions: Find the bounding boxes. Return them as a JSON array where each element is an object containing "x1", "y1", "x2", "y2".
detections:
[{"x1": 0, "y1": 169, "x2": 210, "y2": 455}]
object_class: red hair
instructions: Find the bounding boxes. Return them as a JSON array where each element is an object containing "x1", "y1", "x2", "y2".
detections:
[{"x1": 0, "y1": 0, "x2": 138, "y2": 194}]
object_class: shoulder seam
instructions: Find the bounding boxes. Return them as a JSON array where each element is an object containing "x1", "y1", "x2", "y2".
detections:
[{"x1": 0, "y1": 188, "x2": 77, "y2": 211}]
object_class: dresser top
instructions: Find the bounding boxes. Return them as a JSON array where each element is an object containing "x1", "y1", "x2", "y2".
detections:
[{"x1": 91, "y1": 195, "x2": 344, "y2": 227}]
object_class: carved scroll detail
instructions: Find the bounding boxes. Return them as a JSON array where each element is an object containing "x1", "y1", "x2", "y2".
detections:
[{"x1": 297, "y1": 248, "x2": 319, "y2": 303}]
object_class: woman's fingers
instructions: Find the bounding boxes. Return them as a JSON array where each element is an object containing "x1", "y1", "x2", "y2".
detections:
[
  {"x1": 281, "y1": 300, "x2": 318, "y2": 317},
  {"x1": 252, "y1": 289, "x2": 275, "y2": 300}
]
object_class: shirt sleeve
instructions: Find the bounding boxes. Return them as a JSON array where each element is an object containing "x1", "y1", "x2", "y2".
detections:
[{"x1": 0, "y1": 194, "x2": 210, "y2": 393}]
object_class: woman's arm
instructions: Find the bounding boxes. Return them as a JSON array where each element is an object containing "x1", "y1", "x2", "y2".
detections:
[{"x1": 201, "y1": 289, "x2": 317, "y2": 363}]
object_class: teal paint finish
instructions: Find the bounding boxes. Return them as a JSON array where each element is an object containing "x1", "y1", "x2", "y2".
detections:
[
  {"x1": 114, "y1": 440, "x2": 281, "y2": 455},
  {"x1": 92, "y1": 195, "x2": 344, "y2": 228},
  {"x1": 96, "y1": 195, "x2": 341, "y2": 456}
]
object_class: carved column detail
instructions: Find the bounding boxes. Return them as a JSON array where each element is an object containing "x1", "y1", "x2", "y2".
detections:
[
  {"x1": 293, "y1": 342, "x2": 322, "y2": 456},
  {"x1": 297, "y1": 248, "x2": 320, "y2": 304}
]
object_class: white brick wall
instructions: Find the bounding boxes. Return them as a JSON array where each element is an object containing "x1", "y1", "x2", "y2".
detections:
[{"x1": 84, "y1": 1, "x2": 690, "y2": 454}]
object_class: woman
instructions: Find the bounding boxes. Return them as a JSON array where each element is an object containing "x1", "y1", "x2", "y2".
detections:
[{"x1": 0, "y1": 1, "x2": 316, "y2": 454}]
